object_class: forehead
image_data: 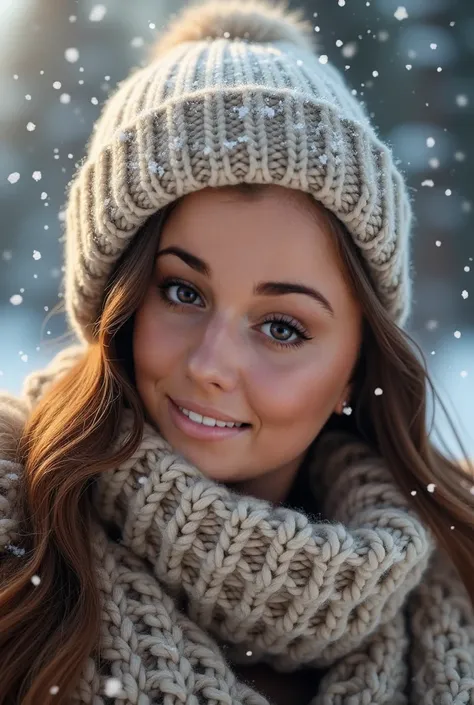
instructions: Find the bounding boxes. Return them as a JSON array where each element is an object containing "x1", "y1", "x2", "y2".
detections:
[
  {"x1": 160, "y1": 185, "x2": 341, "y2": 269},
  {"x1": 156, "y1": 186, "x2": 360, "y2": 320}
]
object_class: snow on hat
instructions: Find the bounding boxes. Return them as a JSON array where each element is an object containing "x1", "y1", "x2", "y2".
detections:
[{"x1": 64, "y1": 0, "x2": 413, "y2": 343}]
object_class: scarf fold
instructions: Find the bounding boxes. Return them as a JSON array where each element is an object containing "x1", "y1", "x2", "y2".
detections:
[
  {"x1": 93, "y1": 410, "x2": 432, "y2": 674},
  {"x1": 1, "y1": 345, "x2": 473, "y2": 705}
]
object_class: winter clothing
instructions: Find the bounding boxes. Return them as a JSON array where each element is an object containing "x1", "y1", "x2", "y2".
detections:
[
  {"x1": 64, "y1": 0, "x2": 413, "y2": 343},
  {"x1": 3, "y1": 3, "x2": 472, "y2": 704},
  {"x1": 1, "y1": 346, "x2": 474, "y2": 704}
]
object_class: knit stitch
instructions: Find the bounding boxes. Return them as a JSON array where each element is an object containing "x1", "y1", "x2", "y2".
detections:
[
  {"x1": 1, "y1": 347, "x2": 474, "y2": 704},
  {"x1": 63, "y1": 0, "x2": 413, "y2": 342}
]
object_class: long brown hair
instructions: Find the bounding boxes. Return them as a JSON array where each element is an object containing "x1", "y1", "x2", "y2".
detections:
[{"x1": 1, "y1": 184, "x2": 473, "y2": 705}]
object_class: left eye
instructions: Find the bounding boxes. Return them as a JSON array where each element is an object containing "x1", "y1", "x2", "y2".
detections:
[{"x1": 260, "y1": 320, "x2": 299, "y2": 344}]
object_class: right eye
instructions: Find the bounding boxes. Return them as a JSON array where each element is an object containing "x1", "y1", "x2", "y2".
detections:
[{"x1": 157, "y1": 278, "x2": 205, "y2": 308}]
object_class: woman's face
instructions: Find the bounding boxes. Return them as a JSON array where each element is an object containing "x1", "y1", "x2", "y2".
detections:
[{"x1": 133, "y1": 185, "x2": 363, "y2": 503}]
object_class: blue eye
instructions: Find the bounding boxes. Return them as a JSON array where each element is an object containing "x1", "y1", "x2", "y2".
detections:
[{"x1": 157, "y1": 277, "x2": 313, "y2": 350}]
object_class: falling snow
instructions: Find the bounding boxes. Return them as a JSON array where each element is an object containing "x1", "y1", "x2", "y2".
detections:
[
  {"x1": 427, "y1": 483, "x2": 436, "y2": 493},
  {"x1": 104, "y1": 678, "x2": 123, "y2": 697},
  {"x1": 7, "y1": 172, "x2": 20, "y2": 184},
  {"x1": 65, "y1": 47, "x2": 80, "y2": 63},
  {"x1": 342, "y1": 42, "x2": 358, "y2": 58},
  {"x1": 394, "y1": 7, "x2": 409, "y2": 21},
  {"x1": 89, "y1": 5, "x2": 107, "y2": 22},
  {"x1": 456, "y1": 94, "x2": 469, "y2": 107}
]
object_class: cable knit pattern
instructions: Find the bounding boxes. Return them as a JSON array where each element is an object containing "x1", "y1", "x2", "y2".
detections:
[
  {"x1": 93, "y1": 411, "x2": 432, "y2": 674},
  {"x1": 2, "y1": 347, "x2": 474, "y2": 703},
  {"x1": 64, "y1": 0, "x2": 413, "y2": 342}
]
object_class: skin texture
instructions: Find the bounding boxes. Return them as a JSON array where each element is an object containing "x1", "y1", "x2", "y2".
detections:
[{"x1": 133, "y1": 185, "x2": 363, "y2": 504}]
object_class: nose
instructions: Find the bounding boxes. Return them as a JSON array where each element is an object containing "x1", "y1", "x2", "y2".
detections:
[{"x1": 185, "y1": 313, "x2": 243, "y2": 392}]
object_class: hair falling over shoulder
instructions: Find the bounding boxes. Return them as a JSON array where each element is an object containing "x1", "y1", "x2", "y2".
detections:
[{"x1": 0, "y1": 190, "x2": 473, "y2": 705}]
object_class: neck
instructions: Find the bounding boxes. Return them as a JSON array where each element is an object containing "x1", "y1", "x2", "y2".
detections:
[{"x1": 228, "y1": 450, "x2": 308, "y2": 505}]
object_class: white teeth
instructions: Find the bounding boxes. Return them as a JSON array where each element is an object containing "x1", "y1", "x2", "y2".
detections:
[{"x1": 179, "y1": 407, "x2": 242, "y2": 428}]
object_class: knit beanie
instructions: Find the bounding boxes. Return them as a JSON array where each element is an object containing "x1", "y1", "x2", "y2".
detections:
[{"x1": 64, "y1": 0, "x2": 414, "y2": 343}]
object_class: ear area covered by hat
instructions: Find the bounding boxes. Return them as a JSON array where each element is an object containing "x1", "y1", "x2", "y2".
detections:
[{"x1": 64, "y1": 0, "x2": 413, "y2": 344}]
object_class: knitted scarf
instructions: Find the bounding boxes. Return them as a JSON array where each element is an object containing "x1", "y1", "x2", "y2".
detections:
[{"x1": 1, "y1": 346, "x2": 474, "y2": 705}]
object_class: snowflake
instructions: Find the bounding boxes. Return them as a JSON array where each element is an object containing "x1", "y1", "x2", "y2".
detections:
[
  {"x1": 394, "y1": 6, "x2": 408, "y2": 21},
  {"x1": 427, "y1": 483, "x2": 436, "y2": 493},
  {"x1": 104, "y1": 678, "x2": 123, "y2": 697},
  {"x1": 33, "y1": 250, "x2": 41, "y2": 260},
  {"x1": 89, "y1": 5, "x2": 107, "y2": 22},
  {"x1": 261, "y1": 106, "x2": 275, "y2": 118},
  {"x1": 5, "y1": 543, "x2": 25, "y2": 557},
  {"x1": 31, "y1": 574, "x2": 41, "y2": 586},
  {"x1": 234, "y1": 105, "x2": 249, "y2": 119},
  {"x1": 7, "y1": 172, "x2": 20, "y2": 184},
  {"x1": 32, "y1": 171, "x2": 42, "y2": 181},
  {"x1": 456, "y1": 94, "x2": 469, "y2": 107},
  {"x1": 149, "y1": 160, "x2": 165, "y2": 176},
  {"x1": 342, "y1": 42, "x2": 358, "y2": 58},
  {"x1": 65, "y1": 48, "x2": 79, "y2": 63},
  {"x1": 26, "y1": 122, "x2": 36, "y2": 131},
  {"x1": 10, "y1": 294, "x2": 23, "y2": 305},
  {"x1": 374, "y1": 387, "x2": 383, "y2": 396}
]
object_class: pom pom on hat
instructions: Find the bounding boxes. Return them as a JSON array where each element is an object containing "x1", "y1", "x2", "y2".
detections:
[{"x1": 151, "y1": 0, "x2": 316, "y2": 60}]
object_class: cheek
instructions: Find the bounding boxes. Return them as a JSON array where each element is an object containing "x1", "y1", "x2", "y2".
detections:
[
  {"x1": 133, "y1": 298, "x2": 183, "y2": 386},
  {"x1": 244, "y1": 346, "x2": 351, "y2": 428}
]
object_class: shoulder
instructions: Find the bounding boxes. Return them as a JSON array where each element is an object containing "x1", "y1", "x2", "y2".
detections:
[
  {"x1": 0, "y1": 344, "x2": 86, "y2": 555},
  {"x1": 0, "y1": 391, "x2": 28, "y2": 556},
  {"x1": 0, "y1": 391, "x2": 29, "y2": 463}
]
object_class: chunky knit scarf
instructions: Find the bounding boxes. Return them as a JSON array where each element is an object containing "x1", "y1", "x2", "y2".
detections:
[{"x1": 1, "y1": 347, "x2": 474, "y2": 704}]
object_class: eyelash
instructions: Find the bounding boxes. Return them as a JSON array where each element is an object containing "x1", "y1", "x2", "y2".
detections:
[{"x1": 157, "y1": 277, "x2": 313, "y2": 350}]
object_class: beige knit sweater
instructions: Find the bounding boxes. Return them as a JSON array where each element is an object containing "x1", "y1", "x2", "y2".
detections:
[{"x1": 1, "y1": 346, "x2": 474, "y2": 704}]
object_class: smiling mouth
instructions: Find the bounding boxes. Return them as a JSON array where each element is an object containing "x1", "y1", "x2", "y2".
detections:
[{"x1": 167, "y1": 397, "x2": 251, "y2": 440}]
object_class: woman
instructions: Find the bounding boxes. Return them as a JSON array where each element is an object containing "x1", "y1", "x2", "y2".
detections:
[{"x1": 1, "y1": 1, "x2": 474, "y2": 704}]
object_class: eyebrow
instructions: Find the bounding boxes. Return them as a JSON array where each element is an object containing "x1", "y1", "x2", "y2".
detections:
[{"x1": 155, "y1": 245, "x2": 335, "y2": 318}]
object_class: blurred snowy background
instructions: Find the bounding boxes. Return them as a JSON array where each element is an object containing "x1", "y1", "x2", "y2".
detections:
[{"x1": 0, "y1": 0, "x2": 472, "y2": 458}]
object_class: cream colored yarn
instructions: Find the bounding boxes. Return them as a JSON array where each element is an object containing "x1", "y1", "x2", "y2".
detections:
[
  {"x1": 64, "y1": 0, "x2": 413, "y2": 343},
  {"x1": 2, "y1": 347, "x2": 474, "y2": 704}
]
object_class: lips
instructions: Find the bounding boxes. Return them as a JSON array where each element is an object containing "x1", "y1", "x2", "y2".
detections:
[
  {"x1": 169, "y1": 396, "x2": 249, "y2": 426},
  {"x1": 167, "y1": 397, "x2": 250, "y2": 441}
]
